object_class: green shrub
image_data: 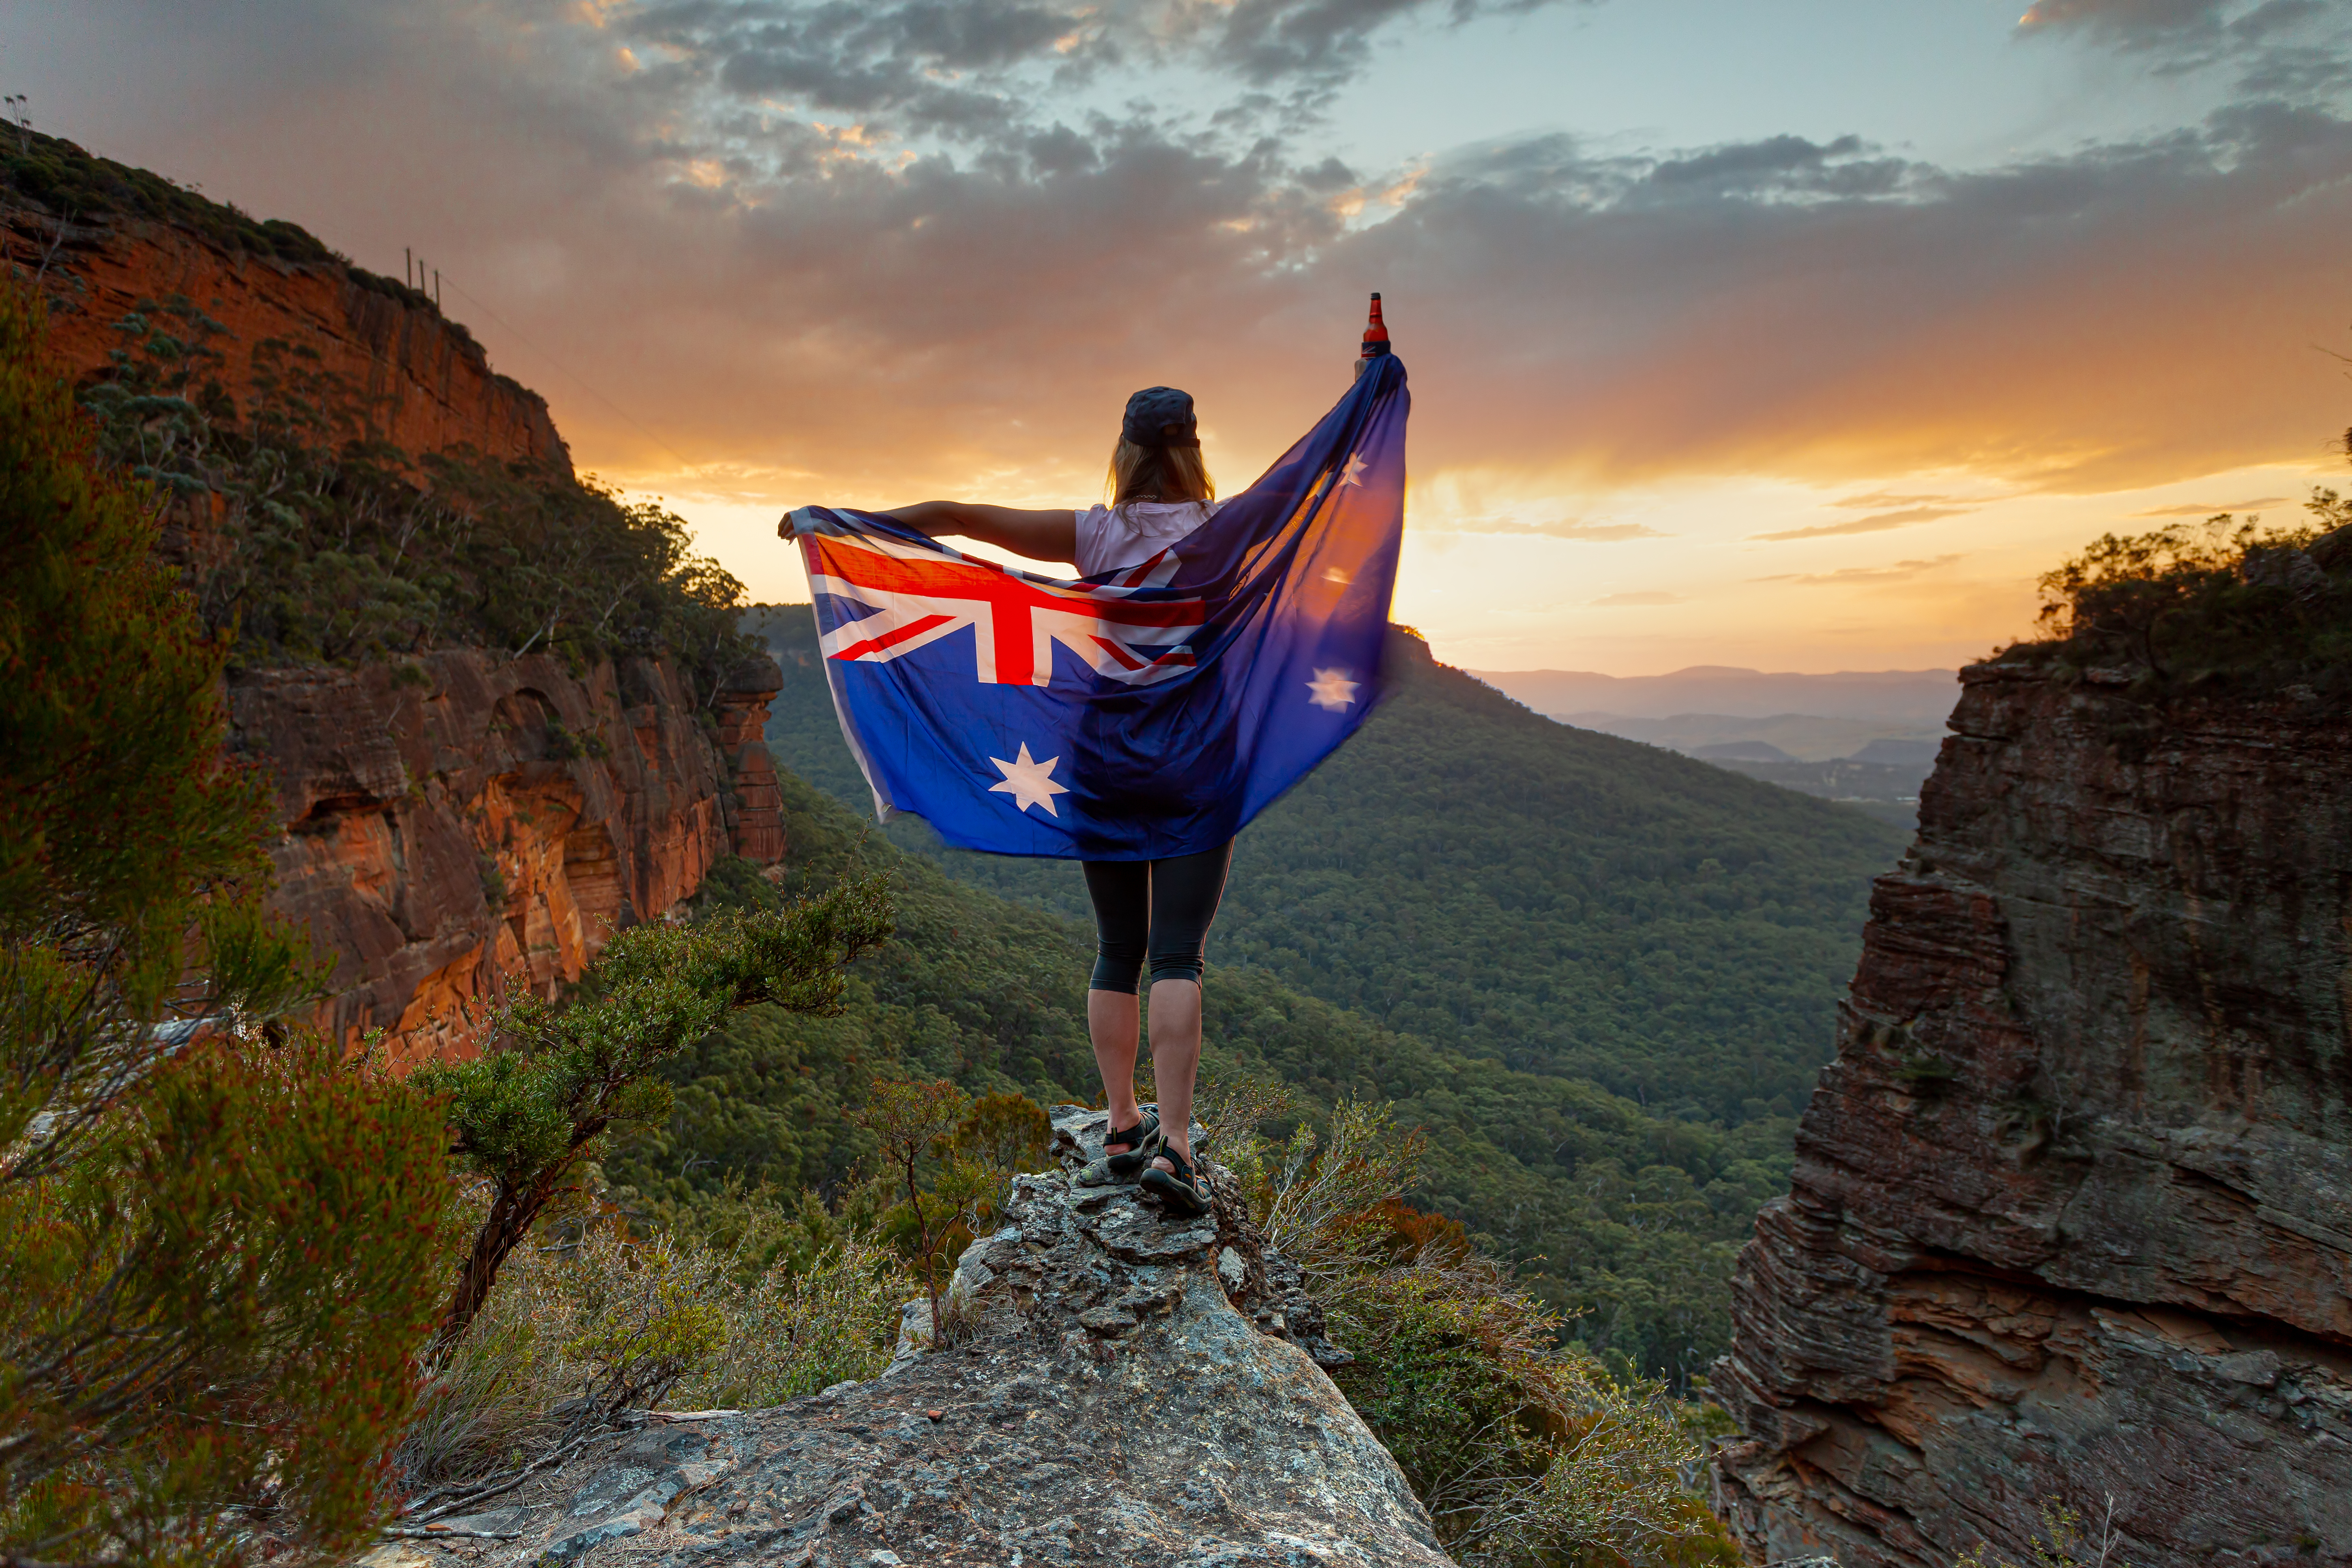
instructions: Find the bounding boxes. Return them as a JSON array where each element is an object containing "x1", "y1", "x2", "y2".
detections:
[
  {"x1": 3, "y1": 127, "x2": 340, "y2": 265},
  {"x1": 4, "y1": 1032, "x2": 461, "y2": 1566},
  {"x1": 0, "y1": 268, "x2": 458, "y2": 1568},
  {"x1": 2018, "y1": 492, "x2": 2352, "y2": 691},
  {"x1": 73, "y1": 293, "x2": 755, "y2": 684},
  {"x1": 418, "y1": 879, "x2": 895, "y2": 1346},
  {"x1": 1329, "y1": 1254, "x2": 1736, "y2": 1568},
  {"x1": 1956, "y1": 1497, "x2": 2131, "y2": 1568},
  {"x1": 397, "y1": 1211, "x2": 909, "y2": 1486},
  {"x1": 856, "y1": 1079, "x2": 1049, "y2": 1340},
  {"x1": 1202, "y1": 1089, "x2": 1738, "y2": 1567}
]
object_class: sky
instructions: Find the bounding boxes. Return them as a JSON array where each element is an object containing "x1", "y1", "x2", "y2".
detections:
[{"x1": 9, "y1": 0, "x2": 2352, "y2": 674}]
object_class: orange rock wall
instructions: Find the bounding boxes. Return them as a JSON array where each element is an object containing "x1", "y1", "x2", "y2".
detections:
[
  {"x1": 11, "y1": 150, "x2": 791, "y2": 1063},
  {"x1": 233, "y1": 650, "x2": 785, "y2": 1063},
  {"x1": 9, "y1": 206, "x2": 566, "y2": 469}
]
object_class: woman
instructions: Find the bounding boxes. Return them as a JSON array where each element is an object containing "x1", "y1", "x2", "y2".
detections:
[{"x1": 786, "y1": 386, "x2": 1225, "y2": 1218}]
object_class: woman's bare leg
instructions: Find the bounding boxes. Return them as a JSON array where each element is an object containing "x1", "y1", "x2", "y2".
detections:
[
  {"x1": 1147, "y1": 978, "x2": 1202, "y2": 1165},
  {"x1": 1088, "y1": 988, "x2": 1143, "y2": 1137}
]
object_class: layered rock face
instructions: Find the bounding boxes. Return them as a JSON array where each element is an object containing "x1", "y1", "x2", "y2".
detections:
[
  {"x1": 10, "y1": 195, "x2": 564, "y2": 469},
  {"x1": 1713, "y1": 663, "x2": 2352, "y2": 1565},
  {"x1": 375, "y1": 1109, "x2": 1442, "y2": 1568},
  {"x1": 237, "y1": 649, "x2": 785, "y2": 1061}
]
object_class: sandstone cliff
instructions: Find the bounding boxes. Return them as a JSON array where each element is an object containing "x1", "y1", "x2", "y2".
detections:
[
  {"x1": 2, "y1": 131, "x2": 786, "y2": 1060},
  {"x1": 368, "y1": 1108, "x2": 1442, "y2": 1568},
  {"x1": 1712, "y1": 663, "x2": 2352, "y2": 1565},
  {"x1": 5, "y1": 131, "x2": 564, "y2": 469},
  {"x1": 237, "y1": 649, "x2": 786, "y2": 1061}
]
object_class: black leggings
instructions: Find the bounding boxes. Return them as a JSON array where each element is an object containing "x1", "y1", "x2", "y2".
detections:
[{"x1": 1083, "y1": 841, "x2": 1234, "y2": 992}]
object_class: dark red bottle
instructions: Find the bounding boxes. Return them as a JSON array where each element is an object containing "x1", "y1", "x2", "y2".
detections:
[{"x1": 1358, "y1": 292, "x2": 1391, "y2": 358}]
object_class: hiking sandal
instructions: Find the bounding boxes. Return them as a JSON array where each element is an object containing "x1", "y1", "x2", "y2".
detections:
[
  {"x1": 1075, "y1": 1107, "x2": 1161, "y2": 1187},
  {"x1": 1139, "y1": 1142, "x2": 1210, "y2": 1218}
]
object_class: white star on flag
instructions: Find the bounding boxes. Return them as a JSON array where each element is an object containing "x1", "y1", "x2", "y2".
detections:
[
  {"x1": 1306, "y1": 669, "x2": 1359, "y2": 711},
  {"x1": 1337, "y1": 453, "x2": 1368, "y2": 488},
  {"x1": 988, "y1": 742, "x2": 1070, "y2": 815}
]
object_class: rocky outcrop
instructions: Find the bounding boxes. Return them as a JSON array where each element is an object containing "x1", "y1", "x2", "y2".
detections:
[
  {"x1": 1712, "y1": 663, "x2": 2352, "y2": 1566},
  {"x1": 4, "y1": 134, "x2": 794, "y2": 1059},
  {"x1": 237, "y1": 649, "x2": 786, "y2": 1061},
  {"x1": 372, "y1": 1109, "x2": 1444, "y2": 1568},
  {"x1": 6, "y1": 166, "x2": 564, "y2": 470},
  {"x1": 715, "y1": 659, "x2": 787, "y2": 865}
]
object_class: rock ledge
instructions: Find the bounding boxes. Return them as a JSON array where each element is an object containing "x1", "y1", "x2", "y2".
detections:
[{"x1": 373, "y1": 1108, "x2": 1441, "y2": 1568}]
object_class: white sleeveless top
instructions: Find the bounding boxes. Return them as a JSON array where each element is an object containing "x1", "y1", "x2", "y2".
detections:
[{"x1": 1072, "y1": 499, "x2": 1223, "y2": 577}]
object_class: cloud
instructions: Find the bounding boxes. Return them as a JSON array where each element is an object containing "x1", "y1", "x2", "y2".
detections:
[
  {"x1": 634, "y1": 0, "x2": 1593, "y2": 139},
  {"x1": 2131, "y1": 495, "x2": 2291, "y2": 515},
  {"x1": 1590, "y1": 590, "x2": 1685, "y2": 605},
  {"x1": 2017, "y1": 0, "x2": 2352, "y2": 102},
  {"x1": 1543, "y1": 520, "x2": 1669, "y2": 540},
  {"x1": 1645, "y1": 132, "x2": 1915, "y2": 200},
  {"x1": 1442, "y1": 516, "x2": 1669, "y2": 539},
  {"x1": 1827, "y1": 489, "x2": 1970, "y2": 509},
  {"x1": 2017, "y1": 0, "x2": 2232, "y2": 43},
  {"x1": 1751, "y1": 505, "x2": 1973, "y2": 541},
  {"x1": 1755, "y1": 555, "x2": 1968, "y2": 586},
  {"x1": 1197, "y1": 0, "x2": 1593, "y2": 94},
  {"x1": 26, "y1": 0, "x2": 2352, "y2": 519},
  {"x1": 1345, "y1": 100, "x2": 2352, "y2": 492}
]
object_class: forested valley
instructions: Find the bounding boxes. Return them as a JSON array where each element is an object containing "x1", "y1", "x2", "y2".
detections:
[{"x1": 653, "y1": 604, "x2": 1913, "y2": 1383}]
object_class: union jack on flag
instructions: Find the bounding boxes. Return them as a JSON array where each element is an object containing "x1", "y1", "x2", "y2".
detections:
[
  {"x1": 805, "y1": 530, "x2": 1204, "y2": 688},
  {"x1": 792, "y1": 351, "x2": 1409, "y2": 861}
]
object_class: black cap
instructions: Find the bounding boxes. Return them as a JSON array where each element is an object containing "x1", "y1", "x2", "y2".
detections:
[{"x1": 1121, "y1": 386, "x2": 1199, "y2": 448}]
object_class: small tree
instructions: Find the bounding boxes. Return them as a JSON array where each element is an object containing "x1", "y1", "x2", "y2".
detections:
[
  {"x1": 418, "y1": 881, "x2": 893, "y2": 1349},
  {"x1": 854, "y1": 1083, "x2": 1048, "y2": 1340},
  {"x1": 857, "y1": 1079, "x2": 979, "y2": 1341},
  {"x1": 952, "y1": 1090, "x2": 1051, "y2": 1184},
  {"x1": 0, "y1": 279, "x2": 290, "y2": 1180},
  {"x1": 0, "y1": 270, "x2": 459, "y2": 1568}
]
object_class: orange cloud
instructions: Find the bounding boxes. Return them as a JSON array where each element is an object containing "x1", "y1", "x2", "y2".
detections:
[
  {"x1": 30, "y1": 2, "x2": 2352, "y2": 552},
  {"x1": 1751, "y1": 506, "x2": 1974, "y2": 542}
]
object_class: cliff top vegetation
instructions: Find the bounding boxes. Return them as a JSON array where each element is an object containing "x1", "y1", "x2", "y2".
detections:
[
  {"x1": 4, "y1": 124, "x2": 453, "y2": 323},
  {"x1": 2012, "y1": 485, "x2": 2352, "y2": 696},
  {"x1": 78, "y1": 291, "x2": 753, "y2": 685}
]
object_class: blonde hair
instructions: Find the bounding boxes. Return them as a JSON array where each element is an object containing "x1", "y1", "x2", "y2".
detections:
[{"x1": 1105, "y1": 437, "x2": 1215, "y2": 511}]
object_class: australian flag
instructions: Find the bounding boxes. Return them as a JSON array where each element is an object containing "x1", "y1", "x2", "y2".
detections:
[{"x1": 794, "y1": 353, "x2": 1408, "y2": 860}]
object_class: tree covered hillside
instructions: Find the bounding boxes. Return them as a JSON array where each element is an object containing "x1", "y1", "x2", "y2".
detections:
[
  {"x1": 614, "y1": 769, "x2": 1803, "y2": 1385},
  {"x1": 745, "y1": 605, "x2": 1906, "y2": 1123}
]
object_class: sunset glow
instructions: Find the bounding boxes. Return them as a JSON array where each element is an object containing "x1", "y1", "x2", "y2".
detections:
[{"x1": 13, "y1": 0, "x2": 2352, "y2": 673}]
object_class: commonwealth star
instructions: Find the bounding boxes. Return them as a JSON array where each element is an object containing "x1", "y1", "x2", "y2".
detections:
[
  {"x1": 988, "y1": 742, "x2": 1071, "y2": 815},
  {"x1": 1306, "y1": 668, "x2": 1359, "y2": 711}
]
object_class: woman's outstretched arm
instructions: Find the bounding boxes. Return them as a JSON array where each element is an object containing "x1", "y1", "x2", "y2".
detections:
[{"x1": 776, "y1": 501, "x2": 1077, "y2": 565}]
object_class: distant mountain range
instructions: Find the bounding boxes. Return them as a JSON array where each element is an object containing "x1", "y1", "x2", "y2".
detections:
[
  {"x1": 1469, "y1": 665, "x2": 1960, "y2": 727},
  {"x1": 1467, "y1": 665, "x2": 1961, "y2": 826},
  {"x1": 1558, "y1": 711, "x2": 1938, "y2": 764}
]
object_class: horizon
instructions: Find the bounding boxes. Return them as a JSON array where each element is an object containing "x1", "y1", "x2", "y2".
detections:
[
  {"x1": 11, "y1": 0, "x2": 2352, "y2": 676},
  {"x1": 1461, "y1": 661, "x2": 1959, "y2": 678}
]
